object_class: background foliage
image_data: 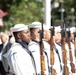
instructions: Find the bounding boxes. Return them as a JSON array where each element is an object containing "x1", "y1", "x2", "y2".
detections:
[{"x1": 0, "y1": 0, "x2": 76, "y2": 31}]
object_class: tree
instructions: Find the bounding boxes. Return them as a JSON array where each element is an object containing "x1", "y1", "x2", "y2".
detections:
[{"x1": 0, "y1": 0, "x2": 43, "y2": 31}]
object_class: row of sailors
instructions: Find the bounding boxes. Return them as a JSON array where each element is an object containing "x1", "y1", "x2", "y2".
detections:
[{"x1": 0, "y1": 22, "x2": 76, "y2": 75}]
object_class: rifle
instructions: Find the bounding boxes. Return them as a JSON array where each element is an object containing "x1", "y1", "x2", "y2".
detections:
[
  {"x1": 50, "y1": 19, "x2": 56, "y2": 75},
  {"x1": 74, "y1": 26, "x2": 76, "y2": 73},
  {"x1": 61, "y1": 20, "x2": 69, "y2": 75},
  {"x1": 74, "y1": 26, "x2": 76, "y2": 59},
  {"x1": 66, "y1": 22, "x2": 75, "y2": 73},
  {"x1": 39, "y1": 20, "x2": 45, "y2": 75}
]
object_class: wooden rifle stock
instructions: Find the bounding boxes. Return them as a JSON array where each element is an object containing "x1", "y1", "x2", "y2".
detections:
[
  {"x1": 50, "y1": 26, "x2": 56, "y2": 75},
  {"x1": 61, "y1": 21, "x2": 69, "y2": 75},
  {"x1": 61, "y1": 37, "x2": 69, "y2": 75},
  {"x1": 40, "y1": 41, "x2": 45, "y2": 75},
  {"x1": 74, "y1": 39, "x2": 76, "y2": 58},
  {"x1": 74, "y1": 31, "x2": 76, "y2": 59},
  {"x1": 67, "y1": 29, "x2": 75, "y2": 73},
  {"x1": 39, "y1": 20, "x2": 45, "y2": 75},
  {"x1": 74, "y1": 30, "x2": 76, "y2": 73},
  {"x1": 50, "y1": 38, "x2": 56, "y2": 75}
]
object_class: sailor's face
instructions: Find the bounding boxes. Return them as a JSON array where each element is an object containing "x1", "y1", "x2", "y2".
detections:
[
  {"x1": 44, "y1": 29, "x2": 51, "y2": 41},
  {"x1": 55, "y1": 31, "x2": 61, "y2": 42},
  {"x1": 71, "y1": 33, "x2": 74, "y2": 40},
  {"x1": 20, "y1": 30, "x2": 31, "y2": 43},
  {"x1": 33, "y1": 28, "x2": 40, "y2": 38}
]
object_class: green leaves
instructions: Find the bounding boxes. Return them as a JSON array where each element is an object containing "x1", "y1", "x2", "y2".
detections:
[{"x1": 0, "y1": 0, "x2": 43, "y2": 31}]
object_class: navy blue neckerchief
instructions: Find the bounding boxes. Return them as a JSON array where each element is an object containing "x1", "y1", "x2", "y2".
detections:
[
  {"x1": 32, "y1": 40, "x2": 40, "y2": 44},
  {"x1": 17, "y1": 41, "x2": 37, "y2": 75},
  {"x1": 71, "y1": 40, "x2": 74, "y2": 44},
  {"x1": 55, "y1": 42, "x2": 61, "y2": 46},
  {"x1": 46, "y1": 41, "x2": 50, "y2": 45}
]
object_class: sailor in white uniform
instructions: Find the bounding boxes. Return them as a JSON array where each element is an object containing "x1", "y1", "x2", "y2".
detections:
[
  {"x1": 70, "y1": 27, "x2": 76, "y2": 74},
  {"x1": 4, "y1": 24, "x2": 36, "y2": 75},
  {"x1": 54, "y1": 26, "x2": 72, "y2": 75},
  {"x1": 28, "y1": 22, "x2": 50, "y2": 75}
]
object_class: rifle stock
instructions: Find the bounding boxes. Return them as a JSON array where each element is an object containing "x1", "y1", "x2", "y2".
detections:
[
  {"x1": 74, "y1": 30, "x2": 76, "y2": 58},
  {"x1": 50, "y1": 37, "x2": 56, "y2": 75},
  {"x1": 50, "y1": 25, "x2": 56, "y2": 75},
  {"x1": 40, "y1": 41, "x2": 45, "y2": 75},
  {"x1": 68, "y1": 40, "x2": 75, "y2": 73},
  {"x1": 74, "y1": 29, "x2": 76, "y2": 73},
  {"x1": 61, "y1": 36, "x2": 69, "y2": 75},
  {"x1": 67, "y1": 28, "x2": 75, "y2": 73},
  {"x1": 39, "y1": 20, "x2": 45, "y2": 75},
  {"x1": 61, "y1": 21, "x2": 69, "y2": 75},
  {"x1": 74, "y1": 39, "x2": 76, "y2": 58}
]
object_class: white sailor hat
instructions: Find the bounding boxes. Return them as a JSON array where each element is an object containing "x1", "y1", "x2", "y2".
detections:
[
  {"x1": 28, "y1": 21, "x2": 41, "y2": 28},
  {"x1": 70, "y1": 27, "x2": 75, "y2": 33},
  {"x1": 55, "y1": 26, "x2": 61, "y2": 32},
  {"x1": 11, "y1": 24, "x2": 28, "y2": 32},
  {"x1": 43, "y1": 24, "x2": 51, "y2": 30}
]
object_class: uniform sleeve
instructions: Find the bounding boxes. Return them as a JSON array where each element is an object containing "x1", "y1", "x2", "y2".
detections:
[
  {"x1": 28, "y1": 43, "x2": 41, "y2": 74},
  {"x1": 8, "y1": 47, "x2": 35, "y2": 75}
]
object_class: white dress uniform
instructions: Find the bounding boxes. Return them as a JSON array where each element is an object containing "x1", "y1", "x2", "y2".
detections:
[
  {"x1": 70, "y1": 41, "x2": 76, "y2": 75},
  {"x1": 53, "y1": 42, "x2": 63, "y2": 75},
  {"x1": 65, "y1": 43, "x2": 72, "y2": 73},
  {"x1": 44, "y1": 41, "x2": 63, "y2": 75},
  {"x1": 54, "y1": 42, "x2": 72, "y2": 75},
  {"x1": 43, "y1": 41, "x2": 50, "y2": 74},
  {"x1": 28, "y1": 41, "x2": 41, "y2": 74},
  {"x1": 5, "y1": 43, "x2": 35, "y2": 75},
  {"x1": 28, "y1": 41, "x2": 50, "y2": 75}
]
